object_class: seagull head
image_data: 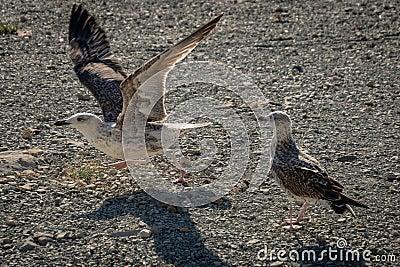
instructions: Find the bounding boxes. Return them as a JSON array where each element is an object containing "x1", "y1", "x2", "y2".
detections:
[
  {"x1": 54, "y1": 113, "x2": 103, "y2": 134},
  {"x1": 269, "y1": 111, "x2": 293, "y2": 141}
]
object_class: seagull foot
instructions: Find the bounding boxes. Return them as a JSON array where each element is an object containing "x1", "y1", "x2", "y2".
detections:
[
  {"x1": 283, "y1": 218, "x2": 301, "y2": 224},
  {"x1": 283, "y1": 224, "x2": 302, "y2": 231},
  {"x1": 172, "y1": 169, "x2": 186, "y2": 184}
]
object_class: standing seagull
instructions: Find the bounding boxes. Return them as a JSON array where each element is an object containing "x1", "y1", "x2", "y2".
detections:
[
  {"x1": 269, "y1": 111, "x2": 369, "y2": 230},
  {"x1": 55, "y1": 4, "x2": 223, "y2": 183}
]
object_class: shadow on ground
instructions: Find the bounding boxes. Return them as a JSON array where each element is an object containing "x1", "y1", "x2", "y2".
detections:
[{"x1": 78, "y1": 190, "x2": 232, "y2": 266}]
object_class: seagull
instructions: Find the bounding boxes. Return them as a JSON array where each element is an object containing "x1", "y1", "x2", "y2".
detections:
[
  {"x1": 269, "y1": 111, "x2": 369, "y2": 230},
  {"x1": 55, "y1": 4, "x2": 223, "y2": 183}
]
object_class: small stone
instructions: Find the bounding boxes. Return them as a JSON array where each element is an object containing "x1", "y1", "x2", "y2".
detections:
[
  {"x1": 389, "y1": 188, "x2": 399, "y2": 194},
  {"x1": 270, "y1": 261, "x2": 284, "y2": 266},
  {"x1": 246, "y1": 239, "x2": 260, "y2": 246},
  {"x1": 292, "y1": 65, "x2": 303, "y2": 74},
  {"x1": 77, "y1": 94, "x2": 91, "y2": 101},
  {"x1": 179, "y1": 227, "x2": 189, "y2": 233},
  {"x1": 19, "y1": 184, "x2": 32, "y2": 191},
  {"x1": 150, "y1": 227, "x2": 160, "y2": 235},
  {"x1": 17, "y1": 30, "x2": 32, "y2": 37},
  {"x1": 0, "y1": 177, "x2": 8, "y2": 184},
  {"x1": 21, "y1": 130, "x2": 31, "y2": 139},
  {"x1": 139, "y1": 229, "x2": 152, "y2": 238},
  {"x1": 275, "y1": 7, "x2": 288, "y2": 12},
  {"x1": 109, "y1": 169, "x2": 118, "y2": 175},
  {"x1": 27, "y1": 148, "x2": 43, "y2": 157},
  {"x1": 55, "y1": 232, "x2": 68, "y2": 240},
  {"x1": 20, "y1": 240, "x2": 38, "y2": 252},
  {"x1": 167, "y1": 205, "x2": 177, "y2": 213},
  {"x1": 37, "y1": 236, "x2": 53, "y2": 246},
  {"x1": 2, "y1": 238, "x2": 12, "y2": 244},
  {"x1": 110, "y1": 230, "x2": 138, "y2": 237},
  {"x1": 20, "y1": 170, "x2": 36, "y2": 177},
  {"x1": 33, "y1": 232, "x2": 53, "y2": 239},
  {"x1": 126, "y1": 195, "x2": 135, "y2": 202},
  {"x1": 387, "y1": 173, "x2": 399, "y2": 182},
  {"x1": 212, "y1": 198, "x2": 224, "y2": 205},
  {"x1": 3, "y1": 243, "x2": 12, "y2": 249},
  {"x1": 337, "y1": 155, "x2": 357, "y2": 162},
  {"x1": 5, "y1": 218, "x2": 17, "y2": 226},
  {"x1": 337, "y1": 217, "x2": 346, "y2": 223}
]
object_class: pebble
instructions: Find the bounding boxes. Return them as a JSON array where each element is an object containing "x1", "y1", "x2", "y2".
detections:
[
  {"x1": 27, "y1": 148, "x2": 43, "y2": 157},
  {"x1": 337, "y1": 155, "x2": 358, "y2": 162},
  {"x1": 2, "y1": 238, "x2": 12, "y2": 244},
  {"x1": 167, "y1": 205, "x2": 177, "y2": 213},
  {"x1": 77, "y1": 94, "x2": 91, "y2": 101},
  {"x1": 20, "y1": 169, "x2": 36, "y2": 177},
  {"x1": 20, "y1": 240, "x2": 38, "y2": 252},
  {"x1": 337, "y1": 217, "x2": 346, "y2": 223},
  {"x1": 111, "y1": 230, "x2": 139, "y2": 237},
  {"x1": 37, "y1": 236, "x2": 53, "y2": 246},
  {"x1": 5, "y1": 218, "x2": 17, "y2": 226},
  {"x1": 109, "y1": 169, "x2": 118, "y2": 175},
  {"x1": 179, "y1": 227, "x2": 189, "y2": 233},
  {"x1": 33, "y1": 232, "x2": 53, "y2": 239},
  {"x1": 246, "y1": 239, "x2": 260, "y2": 246},
  {"x1": 21, "y1": 130, "x2": 32, "y2": 139},
  {"x1": 19, "y1": 184, "x2": 33, "y2": 191},
  {"x1": 270, "y1": 261, "x2": 284, "y2": 266},
  {"x1": 55, "y1": 232, "x2": 69, "y2": 240},
  {"x1": 150, "y1": 227, "x2": 160, "y2": 235},
  {"x1": 139, "y1": 229, "x2": 152, "y2": 238}
]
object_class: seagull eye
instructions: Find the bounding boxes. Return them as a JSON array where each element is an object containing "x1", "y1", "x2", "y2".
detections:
[{"x1": 77, "y1": 118, "x2": 83, "y2": 122}]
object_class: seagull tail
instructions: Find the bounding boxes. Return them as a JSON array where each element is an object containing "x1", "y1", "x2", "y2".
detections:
[{"x1": 330, "y1": 193, "x2": 369, "y2": 217}]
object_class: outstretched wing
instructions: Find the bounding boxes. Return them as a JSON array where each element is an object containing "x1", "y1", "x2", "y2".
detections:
[
  {"x1": 69, "y1": 4, "x2": 126, "y2": 122},
  {"x1": 116, "y1": 14, "x2": 223, "y2": 130}
]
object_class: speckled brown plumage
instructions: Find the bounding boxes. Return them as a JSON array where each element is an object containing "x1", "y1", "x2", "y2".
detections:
[
  {"x1": 69, "y1": 4, "x2": 126, "y2": 122},
  {"x1": 269, "y1": 111, "x2": 369, "y2": 230}
]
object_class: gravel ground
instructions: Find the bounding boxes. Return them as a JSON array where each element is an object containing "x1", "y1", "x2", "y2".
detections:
[{"x1": 1, "y1": 0, "x2": 399, "y2": 266}]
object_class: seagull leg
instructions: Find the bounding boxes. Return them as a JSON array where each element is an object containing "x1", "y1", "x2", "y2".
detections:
[
  {"x1": 283, "y1": 200, "x2": 302, "y2": 231},
  {"x1": 295, "y1": 202, "x2": 309, "y2": 223},
  {"x1": 170, "y1": 154, "x2": 186, "y2": 184}
]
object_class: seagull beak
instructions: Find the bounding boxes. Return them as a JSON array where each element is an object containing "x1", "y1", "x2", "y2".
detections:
[{"x1": 54, "y1": 120, "x2": 71, "y2": 126}]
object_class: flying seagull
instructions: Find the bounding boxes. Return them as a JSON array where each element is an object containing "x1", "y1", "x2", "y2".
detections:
[
  {"x1": 55, "y1": 4, "x2": 223, "y2": 183},
  {"x1": 269, "y1": 111, "x2": 369, "y2": 230}
]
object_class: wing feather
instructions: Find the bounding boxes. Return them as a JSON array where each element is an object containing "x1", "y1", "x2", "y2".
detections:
[
  {"x1": 116, "y1": 14, "x2": 223, "y2": 130},
  {"x1": 69, "y1": 4, "x2": 126, "y2": 122}
]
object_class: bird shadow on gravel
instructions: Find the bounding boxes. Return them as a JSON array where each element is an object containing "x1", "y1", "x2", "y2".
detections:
[{"x1": 76, "y1": 190, "x2": 232, "y2": 266}]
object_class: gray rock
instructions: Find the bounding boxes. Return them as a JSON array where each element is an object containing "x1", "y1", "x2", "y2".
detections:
[
  {"x1": 5, "y1": 218, "x2": 17, "y2": 226},
  {"x1": 37, "y1": 236, "x2": 53, "y2": 246},
  {"x1": 139, "y1": 229, "x2": 152, "y2": 238},
  {"x1": 20, "y1": 240, "x2": 38, "y2": 252},
  {"x1": 55, "y1": 232, "x2": 69, "y2": 241},
  {"x1": 1, "y1": 238, "x2": 12, "y2": 244},
  {"x1": 0, "y1": 151, "x2": 37, "y2": 174},
  {"x1": 337, "y1": 155, "x2": 358, "y2": 162}
]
